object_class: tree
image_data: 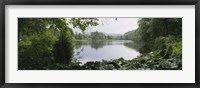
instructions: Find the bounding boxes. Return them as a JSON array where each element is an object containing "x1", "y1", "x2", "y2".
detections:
[
  {"x1": 69, "y1": 18, "x2": 99, "y2": 32},
  {"x1": 53, "y1": 27, "x2": 75, "y2": 63},
  {"x1": 90, "y1": 31, "x2": 107, "y2": 40},
  {"x1": 122, "y1": 18, "x2": 182, "y2": 55},
  {"x1": 18, "y1": 18, "x2": 68, "y2": 69},
  {"x1": 18, "y1": 18, "x2": 100, "y2": 69}
]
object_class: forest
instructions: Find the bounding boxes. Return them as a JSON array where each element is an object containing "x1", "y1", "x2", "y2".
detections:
[{"x1": 18, "y1": 18, "x2": 182, "y2": 70}]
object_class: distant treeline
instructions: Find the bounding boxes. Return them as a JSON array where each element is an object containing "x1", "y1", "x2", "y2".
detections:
[{"x1": 74, "y1": 31, "x2": 112, "y2": 40}]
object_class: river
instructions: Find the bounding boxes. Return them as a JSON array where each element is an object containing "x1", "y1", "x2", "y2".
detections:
[{"x1": 74, "y1": 40, "x2": 140, "y2": 64}]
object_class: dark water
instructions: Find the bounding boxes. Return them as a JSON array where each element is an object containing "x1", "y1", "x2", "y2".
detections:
[{"x1": 74, "y1": 40, "x2": 140, "y2": 64}]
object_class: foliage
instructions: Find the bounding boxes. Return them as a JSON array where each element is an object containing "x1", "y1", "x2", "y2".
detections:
[
  {"x1": 18, "y1": 18, "x2": 99, "y2": 70},
  {"x1": 74, "y1": 33, "x2": 91, "y2": 40},
  {"x1": 135, "y1": 18, "x2": 182, "y2": 53},
  {"x1": 53, "y1": 27, "x2": 75, "y2": 63},
  {"x1": 90, "y1": 31, "x2": 107, "y2": 40},
  {"x1": 74, "y1": 31, "x2": 113, "y2": 41},
  {"x1": 18, "y1": 18, "x2": 182, "y2": 70},
  {"x1": 123, "y1": 18, "x2": 182, "y2": 54},
  {"x1": 18, "y1": 18, "x2": 64, "y2": 69},
  {"x1": 29, "y1": 54, "x2": 181, "y2": 70},
  {"x1": 121, "y1": 18, "x2": 182, "y2": 69},
  {"x1": 69, "y1": 18, "x2": 99, "y2": 32},
  {"x1": 122, "y1": 30, "x2": 138, "y2": 41}
]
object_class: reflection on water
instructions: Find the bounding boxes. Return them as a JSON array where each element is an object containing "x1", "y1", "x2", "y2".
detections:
[{"x1": 74, "y1": 40, "x2": 140, "y2": 64}]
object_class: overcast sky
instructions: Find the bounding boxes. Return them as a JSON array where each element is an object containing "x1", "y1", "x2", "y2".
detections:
[{"x1": 67, "y1": 18, "x2": 139, "y2": 35}]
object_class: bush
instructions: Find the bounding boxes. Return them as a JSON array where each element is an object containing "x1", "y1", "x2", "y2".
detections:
[{"x1": 154, "y1": 36, "x2": 181, "y2": 58}]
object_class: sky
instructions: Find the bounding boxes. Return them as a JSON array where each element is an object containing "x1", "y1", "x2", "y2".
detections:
[{"x1": 67, "y1": 18, "x2": 139, "y2": 35}]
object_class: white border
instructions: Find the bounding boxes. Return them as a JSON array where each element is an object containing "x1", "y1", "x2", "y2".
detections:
[{"x1": 5, "y1": 5, "x2": 195, "y2": 83}]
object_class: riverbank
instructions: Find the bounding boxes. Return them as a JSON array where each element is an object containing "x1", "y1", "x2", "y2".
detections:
[{"x1": 36, "y1": 51, "x2": 181, "y2": 70}]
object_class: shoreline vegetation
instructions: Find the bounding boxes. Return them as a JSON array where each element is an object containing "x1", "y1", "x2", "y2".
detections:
[{"x1": 18, "y1": 18, "x2": 182, "y2": 70}]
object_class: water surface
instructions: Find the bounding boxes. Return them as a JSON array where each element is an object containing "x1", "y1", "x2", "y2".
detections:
[{"x1": 74, "y1": 40, "x2": 140, "y2": 64}]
